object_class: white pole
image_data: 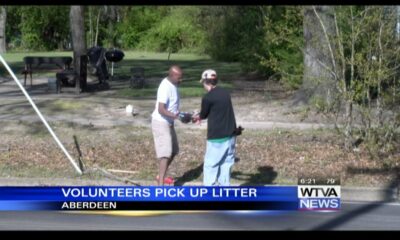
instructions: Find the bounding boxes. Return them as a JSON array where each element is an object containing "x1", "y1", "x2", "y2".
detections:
[
  {"x1": 0, "y1": 54, "x2": 83, "y2": 175},
  {"x1": 397, "y1": 6, "x2": 400, "y2": 40}
]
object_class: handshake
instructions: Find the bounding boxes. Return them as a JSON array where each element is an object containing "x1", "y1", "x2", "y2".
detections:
[{"x1": 178, "y1": 110, "x2": 200, "y2": 124}]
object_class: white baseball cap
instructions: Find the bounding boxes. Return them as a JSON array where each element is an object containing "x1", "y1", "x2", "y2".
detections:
[{"x1": 200, "y1": 69, "x2": 217, "y2": 83}]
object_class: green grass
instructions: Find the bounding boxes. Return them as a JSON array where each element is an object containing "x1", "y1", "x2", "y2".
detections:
[
  {"x1": 2, "y1": 51, "x2": 73, "y2": 63},
  {"x1": 123, "y1": 51, "x2": 211, "y2": 61},
  {"x1": 114, "y1": 58, "x2": 241, "y2": 80},
  {"x1": 115, "y1": 80, "x2": 234, "y2": 98},
  {"x1": 49, "y1": 99, "x2": 84, "y2": 111},
  {"x1": 1, "y1": 51, "x2": 74, "y2": 78},
  {"x1": 1, "y1": 50, "x2": 241, "y2": 97},
  {"x1": 1, "y1": 50, "x2": 237, "y2": 76}
]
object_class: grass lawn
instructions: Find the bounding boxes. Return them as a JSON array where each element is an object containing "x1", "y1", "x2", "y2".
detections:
[
  {"x1": 116, "y1": 80, "x2": 234, "y2": 98},
  {"x1": 1, "y1": 50, "x2": 241, "y2": 98}
]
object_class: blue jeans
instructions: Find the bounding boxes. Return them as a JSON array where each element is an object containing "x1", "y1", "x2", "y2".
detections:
[{"x1": 203, "y1": 136, "x2": 236, "y2": 186}]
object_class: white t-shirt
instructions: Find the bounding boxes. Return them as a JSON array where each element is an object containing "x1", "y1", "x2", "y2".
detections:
[{"x1": 151, "y1": 78, "x2": 180, "y2": 125}]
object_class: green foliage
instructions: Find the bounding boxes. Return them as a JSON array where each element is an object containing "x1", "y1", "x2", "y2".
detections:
[
  {"x1": 199, "y1": 6, "x2": 264, "y2": 62},
  {"x1": 18, "y1": 6, "x2": 70, "y2": 50},
  {"x1": 311, "y1": 6, "x2": 400, "y2": 159},
  {"x1": 198, "y1": 6, "x2": 238, "y2": 61},
  {"x1": 115, "y1": 6, "x2": 167, "y2": 49},
  {"x1": 137, "y1": 6, "x2": 206, "y2": 54},
  {"x1": 5, "y1": 5, "x2": 305, "y2": 85},
  {"x1": 21, "y1": 33, "x2": 42, "y2": 50},
  {"x1": 197, "y1": 6, "x2": 304, "y2": 89},
  {"x1": 5, "y1": 6, "x2": 22, "y2": 49},
  {"x1": 258, "y1": 6, "x2": 304, "y2": 89}
]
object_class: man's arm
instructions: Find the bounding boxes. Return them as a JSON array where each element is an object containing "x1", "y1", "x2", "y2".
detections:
[
  {"x1": 200, "y1": 97, "x2": 211, "y2": 120},
  {"x1": 158, "y1": 102, "x2": 178, "y2": 119},
  {"x1": 199, "y1": 97, "x2": 210, "y2": 120},
  {"x1": 191, "y1": 97, "x2": 209, "y2": 123}
]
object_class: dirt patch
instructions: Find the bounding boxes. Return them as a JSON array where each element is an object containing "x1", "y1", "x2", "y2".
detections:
[{"x1": 231, "y1": 80, "x2": 327, "y2": 124}]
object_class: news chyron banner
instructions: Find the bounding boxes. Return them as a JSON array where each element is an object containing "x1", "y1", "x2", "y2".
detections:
[{"x1": 0, "y1": 178, "x2": 340, "y2": 211}]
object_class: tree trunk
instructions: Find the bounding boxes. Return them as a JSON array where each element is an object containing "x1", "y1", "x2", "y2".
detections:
[
  {"x1": 106, "y1": 6, "x2": 118, "y2": 48},
  {"x1": 89, "y1": 6, "x2": 93, "y2": 47},
  {"x1": 344, "y1": 100, "x2": 353, "y2": 149},
  {"x1": 94, "y1": 8, "x2": 101, "y2": 47},
  {"x1": 107, "y1": 21, "x2": 114, "y2": 48},
  {"x1": 0, "y1": 6, "x2": 6, "y2": 53},
  {"x1": 70, "y1": 6, "x2": 87, "y2": 94},
  {"x1": 299, "y1": 6, "x2": 337, "y2": 105}
]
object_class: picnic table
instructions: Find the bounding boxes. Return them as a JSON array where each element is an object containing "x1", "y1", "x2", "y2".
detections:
[{"x1": 22, "y1": 56, "x2": 73, "y2": 87}]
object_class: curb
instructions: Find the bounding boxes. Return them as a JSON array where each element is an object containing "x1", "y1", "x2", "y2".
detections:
[{"x1": 341, "y1": 187, "x2": 399, "y2": 202}]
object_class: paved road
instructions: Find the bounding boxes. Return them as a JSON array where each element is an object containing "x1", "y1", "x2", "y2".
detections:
[{"x1": 0, "y1": 201, "x2": 399, "y2": 230}]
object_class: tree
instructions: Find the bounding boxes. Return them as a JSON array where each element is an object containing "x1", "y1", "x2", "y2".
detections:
[
  {"x1": 137, "y1": 6, "x2": 205, "y2": 55},
  {"x1": 103, "y1": 5, "x2": 119, "y2": 48},
  {"x1": 258, "y1": 6, "x2": 304, "y2": 88},
  {"x1": 0, "y1": 6, "x2": 6, "y2": 53},
  {"x1": 199, "y1": 6, "x2": 304, "y2": 88},
  {"x1": 298, "y1": 6, "x2": 337, "y2": 105},
  {"x1": 115, "y1": 6, "x2": 167, "y2": 49},
  {"x1": 70, "y1": 6, "x2": 87, "y2": 93},
  {"x1": 18, "y1": 6, "x2": 69, "y2": 51},
  {"x1": 198, "y1": 6, "x2": 238, "y2": 61},
  {"x1": 303, "y1": 6, "x2": 400, "y2": 156}
]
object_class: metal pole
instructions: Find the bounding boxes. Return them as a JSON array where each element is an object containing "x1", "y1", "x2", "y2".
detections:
[{"x1": 0, "y1": 54, "x2": 83, "y2": 175}]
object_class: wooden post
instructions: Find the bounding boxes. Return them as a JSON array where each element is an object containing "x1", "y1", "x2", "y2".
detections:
[{"x1": 80, "y1": 55, "x2": 87, "y2": 91}]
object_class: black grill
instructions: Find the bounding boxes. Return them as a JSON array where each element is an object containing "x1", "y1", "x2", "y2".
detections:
[{"x1": 105, "y1": 49, "x2": 124, "y2": 62}]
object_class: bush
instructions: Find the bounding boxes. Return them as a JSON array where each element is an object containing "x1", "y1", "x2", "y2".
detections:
[
  {"x1": 115, "y1": 6, "x2": 168, "y2": 49},
  {"x1": 18, "y1": 6, "x2": 70, "y2": 51},
  {"x1": 258, "y1": 6, "x2": 304, "y2": 90},
  {"x1": 136, "y1": 7, "x2": 206, "y2": 54},
  {"x1": 21, "y1": 33, "x2": 43, "y2": 50}
]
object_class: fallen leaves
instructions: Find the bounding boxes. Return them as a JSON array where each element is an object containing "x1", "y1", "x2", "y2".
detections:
[{"x1": 0, "y1": 126, "x2": 398, "y2": 187}]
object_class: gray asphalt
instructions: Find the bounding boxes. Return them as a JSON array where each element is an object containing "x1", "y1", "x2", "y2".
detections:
[{"x1": 0, "y1": 201, "x2": 399, "y2": 230}]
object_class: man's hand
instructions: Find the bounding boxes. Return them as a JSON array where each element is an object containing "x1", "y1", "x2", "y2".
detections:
[
  {"x1": 158, "y1": 102, "x2": 179, "y2": 120},
  {"x1": 234, "y1": 126, "x2": 244, "y2": 136},
  {"x1": 192, "y1": 113, "x2": 201, "y2": 124},
  {"x1": 179, "y1": 112, "x2": 193, "y2": 123}
]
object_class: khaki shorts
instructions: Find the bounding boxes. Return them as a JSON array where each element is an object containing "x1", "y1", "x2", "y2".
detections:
[{"x1": 151, "y1": 118, "x2": 179, "y2": 159}]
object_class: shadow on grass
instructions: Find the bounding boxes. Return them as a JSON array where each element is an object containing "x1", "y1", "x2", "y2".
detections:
[
  {"x1": 174, "y1": 163, "x2": 204, "y2": 186},
  {"x1": 174, "y1": 165, "x2": 279, "y2": 186},
  {"x1": 231, "y1": 166, "x2": 278, "y2": 186},
  {"x1": 311, "y1": 166, "x2": 400, "y2": 230}
]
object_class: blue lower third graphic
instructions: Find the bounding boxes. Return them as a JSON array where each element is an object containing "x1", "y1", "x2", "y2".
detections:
[{"x1": 0, "y1": 186, "x2": 339, "y2": 211}]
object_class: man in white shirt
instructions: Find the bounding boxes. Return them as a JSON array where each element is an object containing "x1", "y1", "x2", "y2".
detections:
[{"x1": 151, "y1": 65, "x2": 183, "y2": 185}]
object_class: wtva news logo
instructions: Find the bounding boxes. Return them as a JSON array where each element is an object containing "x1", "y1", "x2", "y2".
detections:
[{"x1": 298, "y1": 185, "x2": 341, "y2": 211}]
